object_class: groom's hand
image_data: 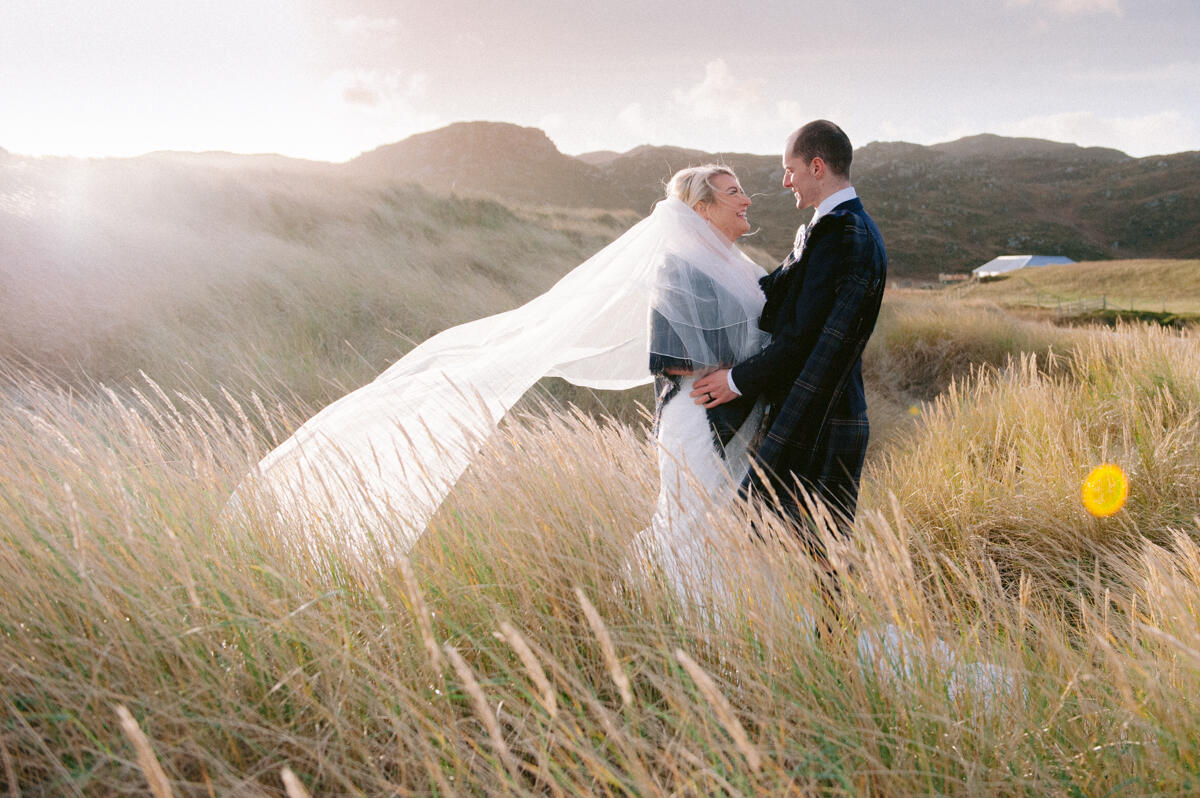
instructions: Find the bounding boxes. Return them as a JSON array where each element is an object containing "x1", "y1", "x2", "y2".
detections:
[{"x1": 691, "y1": 369, "x2": 735, "y2": 407}]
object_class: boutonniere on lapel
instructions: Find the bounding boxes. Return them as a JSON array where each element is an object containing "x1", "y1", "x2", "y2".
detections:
[
  {"x1": 780, "y1": 223, "x2": 808, "y2": 273},
  {"x1": 791, "y1": 222, "x2": 809, "y2": 260}
]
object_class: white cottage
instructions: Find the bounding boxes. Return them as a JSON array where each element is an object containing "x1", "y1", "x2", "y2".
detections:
[{"x1": 972, "y1": 255, "x2": 1075, "y2": 278}]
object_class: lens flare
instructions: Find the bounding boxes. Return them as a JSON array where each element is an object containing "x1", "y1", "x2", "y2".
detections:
[{"x1": 1081, "y1": 463, "x2": 1128, "y2": 517}]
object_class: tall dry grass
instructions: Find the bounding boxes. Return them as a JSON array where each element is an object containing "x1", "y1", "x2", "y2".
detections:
[
  {"x1": 860, "y1": 290, "x2": 1087, "y2": 451},
  {"x1": 3, "y1": 311, "x2": 1200, "y2": 794},
  {"x1": 870, "y1": 322, "x2": 1200, "y2": 586}
]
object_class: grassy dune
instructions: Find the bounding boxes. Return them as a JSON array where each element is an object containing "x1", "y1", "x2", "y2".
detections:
[
  {"x1": 4, "y1": 161, "x2": 1200, "y2": 794},
  {"x1": 955, "y1": 258, "x2": 1200, "y2": 314},
  {"x1": 0, "y1": 155, "x2": 650, "y2": 405},
  {"x1": 3, "y1": 315, "x2": 1200, "y2": 794}
]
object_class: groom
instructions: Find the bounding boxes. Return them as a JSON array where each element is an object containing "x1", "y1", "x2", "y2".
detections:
[{"x1": 692, "y1": 120, "x2": 887, "y2": 547}]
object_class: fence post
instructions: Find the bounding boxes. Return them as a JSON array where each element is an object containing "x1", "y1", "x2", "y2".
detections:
[{"x1": 1102, "y1": 295, "x2": 1106, "y2": 310}]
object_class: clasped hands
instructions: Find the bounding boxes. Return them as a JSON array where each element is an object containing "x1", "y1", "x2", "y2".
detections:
[{"x1": 665, "y1": 367, "x2": 735, "y2": 408}]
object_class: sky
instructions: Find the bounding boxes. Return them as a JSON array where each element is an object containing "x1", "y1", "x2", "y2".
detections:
[{"x1": 3, "y1": 0, "x2": 1198, "y2": 162}]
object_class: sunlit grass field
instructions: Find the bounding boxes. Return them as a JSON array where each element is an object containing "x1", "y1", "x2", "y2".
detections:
[
  {"x1": 4, "y1": 307, "x2": 1200, "y2": 795},
  {"x1": 4, "y1": 163, "x2": 1200, "y2": 794},
  {"x1": 954, "y1": 258, "x2": 1200, "y2": 314}
]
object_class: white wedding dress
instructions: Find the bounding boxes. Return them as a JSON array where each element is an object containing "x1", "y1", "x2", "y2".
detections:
[{"x1": 633, "y1": 375, "x2": 764, "y2": 605}]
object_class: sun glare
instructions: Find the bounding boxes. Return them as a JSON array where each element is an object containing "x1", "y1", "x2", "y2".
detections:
[{"x1": 1081, "y1": 463, "x2": 1129, "y2": 518}]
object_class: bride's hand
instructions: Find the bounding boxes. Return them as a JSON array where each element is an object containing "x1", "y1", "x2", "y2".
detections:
[{"x1": 690, "y1": 369, "x2": 735, "y2": 407}]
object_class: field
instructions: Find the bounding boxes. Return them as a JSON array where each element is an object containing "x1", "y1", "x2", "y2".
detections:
[
  {"x1": 953, "y1": 259, "x2": 1200, "y2": 315},
  {"x1": 3, "y1": 161, "x2": 1200, "y2": 795}
]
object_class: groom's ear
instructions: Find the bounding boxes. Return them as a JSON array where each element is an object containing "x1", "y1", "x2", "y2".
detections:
[{"x1": 810, "y1": 156, "x2": 826, "y2": 179}]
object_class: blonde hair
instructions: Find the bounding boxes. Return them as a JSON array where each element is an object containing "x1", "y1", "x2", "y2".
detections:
[{"x1": 666, "y1": 164, "x2": 738, "y2": 208}]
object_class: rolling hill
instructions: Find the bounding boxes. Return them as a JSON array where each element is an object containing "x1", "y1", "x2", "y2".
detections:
[
  {"x1": 346, "y1": 122, "x2": 1200, "y2": 278},
  {"x1": 2, "y1": 124, "x2": 1196, "y2": 400},
  {"x1": 0, "y1": 152, "x2": 626, "y2": 401},
  {"x1": 349, "y1": 122, "x2": 627, "y2": 209},
  {"x1": 10, "y1": 123, "x2": 1193, "y2": 279}
]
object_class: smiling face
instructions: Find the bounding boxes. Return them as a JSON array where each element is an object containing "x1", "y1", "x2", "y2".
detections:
[
  {"x1": 782, "y1": 149, "x2": 820, "y2": 211},
  {"x1": 696, "y1": 173, "x2": 752, "y2": 242}
]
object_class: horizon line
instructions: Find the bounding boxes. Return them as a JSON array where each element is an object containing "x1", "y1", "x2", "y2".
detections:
[{"x1": 4, "y1": 121, "x2": 1180, "y2": 164}]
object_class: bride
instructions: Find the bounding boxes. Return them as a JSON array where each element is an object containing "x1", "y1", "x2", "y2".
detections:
[
  {"x1": 239, "y1": 166, "x2": 768, "y2": 568},
  {"x1": 633, "y1": 166, "x2": 767, "y2": 601}
]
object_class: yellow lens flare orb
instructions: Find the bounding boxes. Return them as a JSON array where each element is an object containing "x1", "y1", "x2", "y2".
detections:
[{"x1": 1081, "y1": 463, "x2": 1129, "y2": 518}]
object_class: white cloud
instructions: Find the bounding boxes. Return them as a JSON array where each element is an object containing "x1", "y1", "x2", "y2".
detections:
[
  {"x1": 602, "y1": 63, "x2": 855, "y2": 154},
  {"x1": 328, "y1": 69, "x2": 429, "y2": 109},
  {"x1": 316, "y1": 69, "x2": 441, "y2": 159},
  {"x1": 997, "y1": 110, "x2": 1195, "y2": 156},
  {"x1": 775, "y1": 100, "x2": 807, "y2": 127},
  {"x1": 537, "y1": 112, "x2": 568, "y2": 141},
  {"x1": 617, "y1": 103, "x2": 658, "y2": 142},
  {"x1": 672, "y1": 59, "x2": 767, "y2": 130},
  {"x1": 335, "y1": 16, "x2": 400, "y2": 37}
]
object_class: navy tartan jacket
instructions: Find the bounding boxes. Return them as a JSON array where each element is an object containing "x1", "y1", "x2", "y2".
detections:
[{"x1": 729, "y1": 196, "x2": 887, "y2": 523}]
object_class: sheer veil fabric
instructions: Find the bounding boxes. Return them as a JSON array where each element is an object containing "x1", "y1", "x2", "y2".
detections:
[{"x1": 236, "y1": 196, "x2": 767, "y2": 551}]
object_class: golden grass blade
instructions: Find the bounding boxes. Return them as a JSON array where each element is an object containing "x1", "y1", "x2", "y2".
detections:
[
  {"x1": 575, "y1": 587, "x2": 632, "y2": 708},
  {"x1": 442, "y1": 643, "x2": 520, "y2": 781},
  {"x1": 280, "y1": 767, "x2": 313, "y2": 798},
  {"x1": 1, "y1": 735, "x2": 19, "y2": 798},
  {"x1": 673, "y1": 649, "x2": 762, "y2": 773},
  {"x1": 497, "y1": 620, "x2": 557, "y2": 718},
  {"x1": 114, "y1": 705, "x2": 176, "y2": 798},
  {"x1": 398, "y1": 554, "x2": 442, "y2": 674}
]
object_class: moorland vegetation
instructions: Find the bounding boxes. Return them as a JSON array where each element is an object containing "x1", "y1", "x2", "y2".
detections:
[{"x1": 2, "y1": 149, "x2": 1200, "y2": 795}]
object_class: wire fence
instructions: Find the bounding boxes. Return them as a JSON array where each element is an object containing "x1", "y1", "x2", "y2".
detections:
[
  {"x1": 1026, "y1": 293, "x2": 1173, "y2": 318},
  {"x1": 1049, "y1": 296, "x2": 1104, "y2": 317}
]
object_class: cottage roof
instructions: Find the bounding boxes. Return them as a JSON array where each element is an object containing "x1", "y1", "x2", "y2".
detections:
[{"x1": 973, "y1": 254, "x2": 1075, "y2": 277}]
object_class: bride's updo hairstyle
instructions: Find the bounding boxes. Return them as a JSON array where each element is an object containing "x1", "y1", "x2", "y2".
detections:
[{"x1": 666, "y1": 164, "x2": 738, "y2": 209}]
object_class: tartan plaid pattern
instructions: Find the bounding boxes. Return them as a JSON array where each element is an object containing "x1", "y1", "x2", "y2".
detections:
[{"x1": 730, "y1": 197, "x2": 887, "y2": 534}]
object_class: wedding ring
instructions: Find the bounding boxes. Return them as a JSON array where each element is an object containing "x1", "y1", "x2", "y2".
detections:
[{"x1": 705, "y1": 392, "x2": 714, "y2": 401}]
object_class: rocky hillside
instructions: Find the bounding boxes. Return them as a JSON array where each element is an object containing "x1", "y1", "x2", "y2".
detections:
[{"x1": 346, "y1": 123, "x2": 1200, "y2": 278}]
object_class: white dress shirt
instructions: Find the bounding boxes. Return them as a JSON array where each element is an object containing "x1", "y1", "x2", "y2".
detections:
[{"x1": 725, "y1": 185, "x2": 858, "y2": 396}]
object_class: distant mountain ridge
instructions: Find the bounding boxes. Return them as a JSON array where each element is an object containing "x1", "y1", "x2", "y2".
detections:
[
  {"x1": 341, "y1": 122, "x2": 1200, "y2": 276},
  {"x1": 5, "y1": 123, "x2": 1196, "y2": 276},
  {"x1": 928, "y1": 133, "x2": 1129, "y2": 161}
]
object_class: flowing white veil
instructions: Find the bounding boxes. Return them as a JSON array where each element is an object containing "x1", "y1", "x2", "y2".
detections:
[{"x1": 236, "y1": 196, "x2": 765, "y2": 551}]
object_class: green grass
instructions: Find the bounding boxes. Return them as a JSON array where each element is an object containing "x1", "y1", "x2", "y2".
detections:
[{"x1": 1072, "y1": 308, "x2": 1200, "y2": 329}]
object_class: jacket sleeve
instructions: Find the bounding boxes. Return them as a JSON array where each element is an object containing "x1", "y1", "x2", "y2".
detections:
[
  {"x1": 745, "y1": 215, "x2": 886, "y2": 481},
  {"x1": 729, "y1": 221, "x2": 844, "y2": 399}
]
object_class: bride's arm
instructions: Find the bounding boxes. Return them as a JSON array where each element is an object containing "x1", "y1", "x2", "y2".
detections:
[{"x1": 649, "y1": 306, "x2": 695, "y2": 375}]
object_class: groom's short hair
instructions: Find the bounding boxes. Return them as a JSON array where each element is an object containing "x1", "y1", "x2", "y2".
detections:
[{"x1": 789, "y1": 120, "x2": 852, "y2": 178}]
